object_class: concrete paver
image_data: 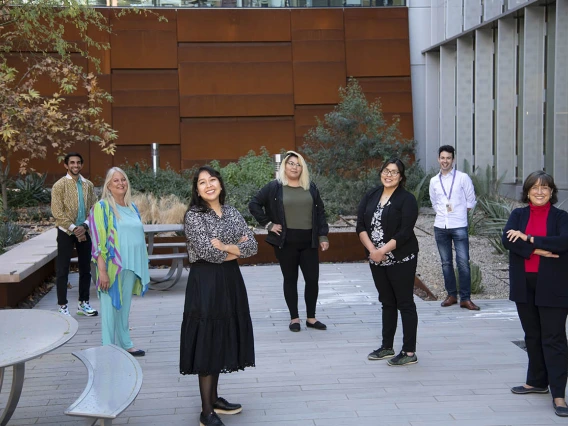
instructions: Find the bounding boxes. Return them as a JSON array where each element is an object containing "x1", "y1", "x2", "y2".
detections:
[{"x1": 0, "y1": 262, "x2": 559, "y2": 425}]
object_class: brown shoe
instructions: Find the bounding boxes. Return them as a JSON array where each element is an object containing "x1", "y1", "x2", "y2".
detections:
[
  {"x1": 441, "y1": 295, "x2": 457, "y2": 307},
  {"x1": 460, "y1": 300, "x2": 480, "y2": 310}
]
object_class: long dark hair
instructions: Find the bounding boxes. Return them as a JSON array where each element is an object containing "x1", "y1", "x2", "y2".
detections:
[
  {"x1": 380, "y1": 157, "x2": 407, "y2": 188},
  {"x1": 189, "y1": 166, "x2": 226, "y2": 212}
]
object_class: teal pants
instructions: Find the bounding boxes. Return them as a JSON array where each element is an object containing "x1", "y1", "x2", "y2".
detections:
[{"x1": 99, "y1": 269, "x2": 136, "y2": 350}]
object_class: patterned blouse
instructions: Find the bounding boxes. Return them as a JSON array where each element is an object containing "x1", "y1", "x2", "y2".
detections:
[
  {"x1": 184, "y1": 205, "x2": 258, "y2": 264},
  {"x1": 370, "y1": 200, "x2": 416, "y2": 267}
]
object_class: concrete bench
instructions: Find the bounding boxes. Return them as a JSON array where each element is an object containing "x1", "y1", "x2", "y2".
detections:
[
  {"x1": 65, "y1": 344, "x2": 143, "y2": 426},
  {"x1": 0, "y1": 228, "x2": 58, "y2": 307}
]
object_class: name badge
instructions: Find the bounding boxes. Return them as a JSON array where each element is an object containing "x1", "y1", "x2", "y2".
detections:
[{"x1": 446, "y1": 203, "x2": 453, "y2": 213}]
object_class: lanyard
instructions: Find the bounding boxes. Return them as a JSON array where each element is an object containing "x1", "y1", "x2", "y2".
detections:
[{"x1": 439, "y1": 170, "x2": 457, "y2": 201}]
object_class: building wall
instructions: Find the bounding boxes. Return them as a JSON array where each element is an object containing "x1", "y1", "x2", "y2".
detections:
[
  {"x1": 410, "y1": 0, "x2": 568, "y2": 202},
  {"x1": 19, "y1": 7, "x2": 414, "y2": 182}
]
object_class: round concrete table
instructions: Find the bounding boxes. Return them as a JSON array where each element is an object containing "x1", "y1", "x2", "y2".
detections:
[{"x1": 0, "y1": 309, "x2": 78, "y2": 426}]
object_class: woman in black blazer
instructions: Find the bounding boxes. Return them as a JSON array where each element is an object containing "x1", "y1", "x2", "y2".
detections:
[
  {"x1": 502, "y1": 170, "x2": 568, "y2": 417},
  {"x1": 356, "y1": 158, "x2": 419, "y2": 367},
  {"x1": 249, "y1": 151, "x2": 329, "y2": 332}
]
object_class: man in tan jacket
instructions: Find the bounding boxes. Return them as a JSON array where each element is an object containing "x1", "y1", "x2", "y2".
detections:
[{"x1": 51, "y1": 152, "x2": 98, "y2": 317}]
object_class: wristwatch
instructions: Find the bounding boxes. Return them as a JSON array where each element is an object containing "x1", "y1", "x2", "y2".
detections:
[
  {"x1": 83, "y1": 223, "x2": 89, "y2": 231},
  {"x1": 526, "y1": 234, "x2": 532, "y2": 243}
]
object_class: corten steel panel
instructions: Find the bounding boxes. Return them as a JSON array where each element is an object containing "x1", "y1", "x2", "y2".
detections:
[
  {"x1": 177, "y1": 9, "x2": 291, "y2": 42},
  {"x1": 345, "y1": 39, "x2": 410, "y2": 77},
  {"x1": 113, "y1": 144, "x2": 182, "y2": 170},
  {"x1": 89, "y1": 145, "x2": 114, "y2": 184},
  {"x1": 178, "y1": 43, "x2": 292, "y2": 63},
  {"x1": 344, "y1": 8, "x2": 409, "y2": 40},
  {"x1": 359, "y1": 77, "x2": 413, "y2": 113},
  {"x1": 179, "y1": 59, "x2": 293, "y2": 95},
  {"x1": 181, "y1": 95, "x2": 295, "y2": 117},
  {"x1": 292, "y1": 40, "x2": 345, "y2": 63},
  {"x1": 112, "y1": 70, "x2": 179, "y2": 107},
  {"x1": 88, "y1": 8, "x2": 111, "y2": 74},
  {"x1": 110, "y1": 10, "x2": 177, "y2": 69},
  {"x1": 293, "y1": 61, "x2": 345, "y2": 105},
  {"x1": 113, "y1": 107, "x2": 180, "y2": 146},
  {"x1": 294, "y1": 105, "x2": 335, "y2": 147},
  {"x1": 180, "y1": 117, "x2": 295, "y2": 162},
  {"x1": 290, "y1": 9, "x2": 344, "y2": 41},
  {"x1": 344, "y1": 8, "x2": 410, "y2": 78}
]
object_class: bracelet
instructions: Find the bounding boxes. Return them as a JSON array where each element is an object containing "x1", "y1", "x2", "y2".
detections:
[
  {"x1": 526, "y1": 234, "x2": 532, "y2": 243},
  {"x1": 265, "y1": 222, "x2": 273, "y2": 230}
]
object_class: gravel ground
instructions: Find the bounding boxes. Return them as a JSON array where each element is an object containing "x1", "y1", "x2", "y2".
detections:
[{"x1": 414, "y1": 209, "x2": 510, "y2": 301}]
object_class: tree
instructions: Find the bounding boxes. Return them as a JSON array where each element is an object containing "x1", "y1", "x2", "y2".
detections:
[
  {"x1": 0, "y1": 1, "x2": 157, "y2": 209},
  {"x1": 301, "y1": 78, "x2": 416, "y2": 218}
]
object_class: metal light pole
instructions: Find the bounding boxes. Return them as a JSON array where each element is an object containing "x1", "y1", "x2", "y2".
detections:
[
  {"x1": 151, "y1": 143, "x2": 160, "y2": 177},
  {"x1": 274, "y1": 154, "x2": 282, "y2": 179}
]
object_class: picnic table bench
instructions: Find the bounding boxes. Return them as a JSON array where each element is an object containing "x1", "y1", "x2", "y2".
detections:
[{"x1": 65, "y1": 344, "x2": 143, "y2": 426}]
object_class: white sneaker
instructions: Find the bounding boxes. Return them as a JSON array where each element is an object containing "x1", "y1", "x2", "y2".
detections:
[
  {"x1": 77, "y1": 301, "x2": 98, "y2": 317},
  {"x1": 58, "y1": 305, "x2": 70, "y2": 316}
]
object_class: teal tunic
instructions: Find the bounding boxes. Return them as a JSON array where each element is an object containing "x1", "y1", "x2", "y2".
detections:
[{"x1": 116, "y1": 205, "x2": 150, "y2": 287}]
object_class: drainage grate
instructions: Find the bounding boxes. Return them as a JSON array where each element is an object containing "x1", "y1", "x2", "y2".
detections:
[{"x1": 512, "y1": 340, "x2": 527, "y2": 352}]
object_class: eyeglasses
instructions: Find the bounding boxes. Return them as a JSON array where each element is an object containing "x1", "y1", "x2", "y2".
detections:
[
  {"x1": 381, "y1": 169, "x2": 400, "y2": 177},
  {"x1": 286, "y1": 161, "x2": 302, "y2": 168},
  {"x1": 530, "y1": 186, "x2": 551, "y2": 193}
]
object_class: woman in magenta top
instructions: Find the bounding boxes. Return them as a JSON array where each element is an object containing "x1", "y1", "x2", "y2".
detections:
[{"x1": 502, "y1": 171, "x2": 568, "y2": 417}]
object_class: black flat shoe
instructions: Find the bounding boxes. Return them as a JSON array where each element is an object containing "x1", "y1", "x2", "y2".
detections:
[
  {"x1": 511, "y1": 385, "x2": 549, "y2": 394},
  {"x1": 554, "y1": 402, "x2": 568, "y2": 417},
  {"x1": 306, "y1": 320, "x2": 326, "y2": 330},
  {"x1": 213, "y1": 397, "x2": 242, "y2": 415},
  {"x1": 127, "y1": 349, "x2": 145, "y2": 357},
  {"x1": 289, "y1": 322, "x2": 301, "y2": 332},
  {"x1": 200, "y1": 412, "x2": 225, "y2": 426}
]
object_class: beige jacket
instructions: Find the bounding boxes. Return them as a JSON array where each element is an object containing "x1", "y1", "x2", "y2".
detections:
[{"x1": 51, "y1": 174, "x2": 97, "y2": 234}]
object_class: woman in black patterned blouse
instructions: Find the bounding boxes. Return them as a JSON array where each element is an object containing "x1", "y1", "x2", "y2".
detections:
[
  {"x1": 356, "y1": 158, "x2": 420, "y2": 367},
  {"x1": 180, "y1": 166, "x2": 258, "y2": 426}
]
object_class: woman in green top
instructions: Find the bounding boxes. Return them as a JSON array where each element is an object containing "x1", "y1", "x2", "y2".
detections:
[
  {"x1": 249, "y1": 151, "x2": 329, "y2": 332},
  {"x1": 89, "y1": 167, "x2": 149, "y2": 357}
]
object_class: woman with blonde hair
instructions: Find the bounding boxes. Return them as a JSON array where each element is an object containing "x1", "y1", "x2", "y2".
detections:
[
  {"x1": 89, "y1": 167, "x2": 149, "y2": 356},
  {"x1": 249, "y1": 151, "x2": 329, "y2": 332}
]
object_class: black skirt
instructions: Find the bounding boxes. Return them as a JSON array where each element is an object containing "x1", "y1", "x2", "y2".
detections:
[{"x1": 180, "y1": 260, "x2": 255, "y2": 375}]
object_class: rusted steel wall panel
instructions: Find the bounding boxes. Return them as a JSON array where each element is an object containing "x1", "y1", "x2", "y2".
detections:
[{"x1": 113, "y1": 144, "x2": 182, "y2": 170}]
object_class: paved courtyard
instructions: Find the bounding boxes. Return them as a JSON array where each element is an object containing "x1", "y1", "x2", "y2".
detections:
[{"x1": 1, "y1": 262, "x2": 564, "y2": 425}]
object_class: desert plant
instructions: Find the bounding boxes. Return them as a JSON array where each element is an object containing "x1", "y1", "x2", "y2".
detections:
[
  {"x1": 0, "y1": 221, "x2": 26, "y2": 252},
  {"x1": 455, "y1": 260, "x2": 484, "y2": 294},
  {"x1": 7, "y1": 173, "x2": 51, "y2": 208}
]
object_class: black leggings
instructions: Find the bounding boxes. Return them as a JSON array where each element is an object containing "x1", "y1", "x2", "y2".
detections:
[{"x1": 274, "y1": 230, "x2": 319, "y2": 319}]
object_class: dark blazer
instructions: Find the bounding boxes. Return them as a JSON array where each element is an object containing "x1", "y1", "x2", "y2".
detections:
[
  {"x1": 502, "y1": 205, "x2": 568, "y2": 307},
  {"x1": 356, "y1": 185, "x2": 419, "y2": 261},
  {"x1": 248, "y1": 180, "x2": 329, "y2": 249}
]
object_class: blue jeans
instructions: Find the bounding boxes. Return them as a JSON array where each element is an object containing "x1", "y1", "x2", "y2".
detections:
[{"x1": 434, "y1": 226, "x2": 471, "y2": 301}]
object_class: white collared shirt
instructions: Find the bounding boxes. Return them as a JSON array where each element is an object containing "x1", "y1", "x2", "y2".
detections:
[{"x1": 429, "y1": 168, "x2": 476, "y2": 229}]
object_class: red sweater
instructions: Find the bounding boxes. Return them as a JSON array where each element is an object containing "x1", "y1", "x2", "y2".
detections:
[{"x1": 524, "y1": 202, "x2": 551, "y2": 272}]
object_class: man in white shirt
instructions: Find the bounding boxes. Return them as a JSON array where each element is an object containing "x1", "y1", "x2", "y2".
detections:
[{"x1": 429, "y1": 145, "x2": 480, "y2": 310}]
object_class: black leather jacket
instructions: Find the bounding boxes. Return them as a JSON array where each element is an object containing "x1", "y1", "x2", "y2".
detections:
[{"x1": 249, "y1": 180, "x2": 329, "y2": 249}]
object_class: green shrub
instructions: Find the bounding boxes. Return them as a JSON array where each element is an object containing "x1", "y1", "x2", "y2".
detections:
[
  {"x1": 0, "y1": 221, "x2": 26, "y2": 252},
  {"x1": 121, "y1": 162, "x2": 195, "y2": 201},
  {"x1": 455, "y1": 260, "x2": 484, "y2": 294},
  {"x1": 7, "y1": 173, "x2": 50, "y2": 208},
  {"x1": 211, "y1": 148, "x2": 274, "y2": 224}
]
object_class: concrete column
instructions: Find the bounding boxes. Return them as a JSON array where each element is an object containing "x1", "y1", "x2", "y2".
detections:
[
  {"x1": 440, "y1": 45, "x2": 457, "y2": 150},
  {"x1": 446, "y1": 0, "x2": 463, "y2": 38},
  {"x1": 425, "y1": 52, "x2": 441, "y2": 170},
  {"x1": 463, "y1": 0, "x2": 481, "y2": 30},
  {"x1": 521, "y1": 7, "x2": 546, "y2": 178},
  {"x1": 474, "y1": 28, "x2": 495, "y2": 171},
  {"x1": 495, "y1": 18, "x2": 517, "y2": 183},
  {"x1": 554, "y1": 0, "x2": 568, "y2": 188},
  {"x1": 456, "y1": 37, "x2": 474, "y2": 168}
]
